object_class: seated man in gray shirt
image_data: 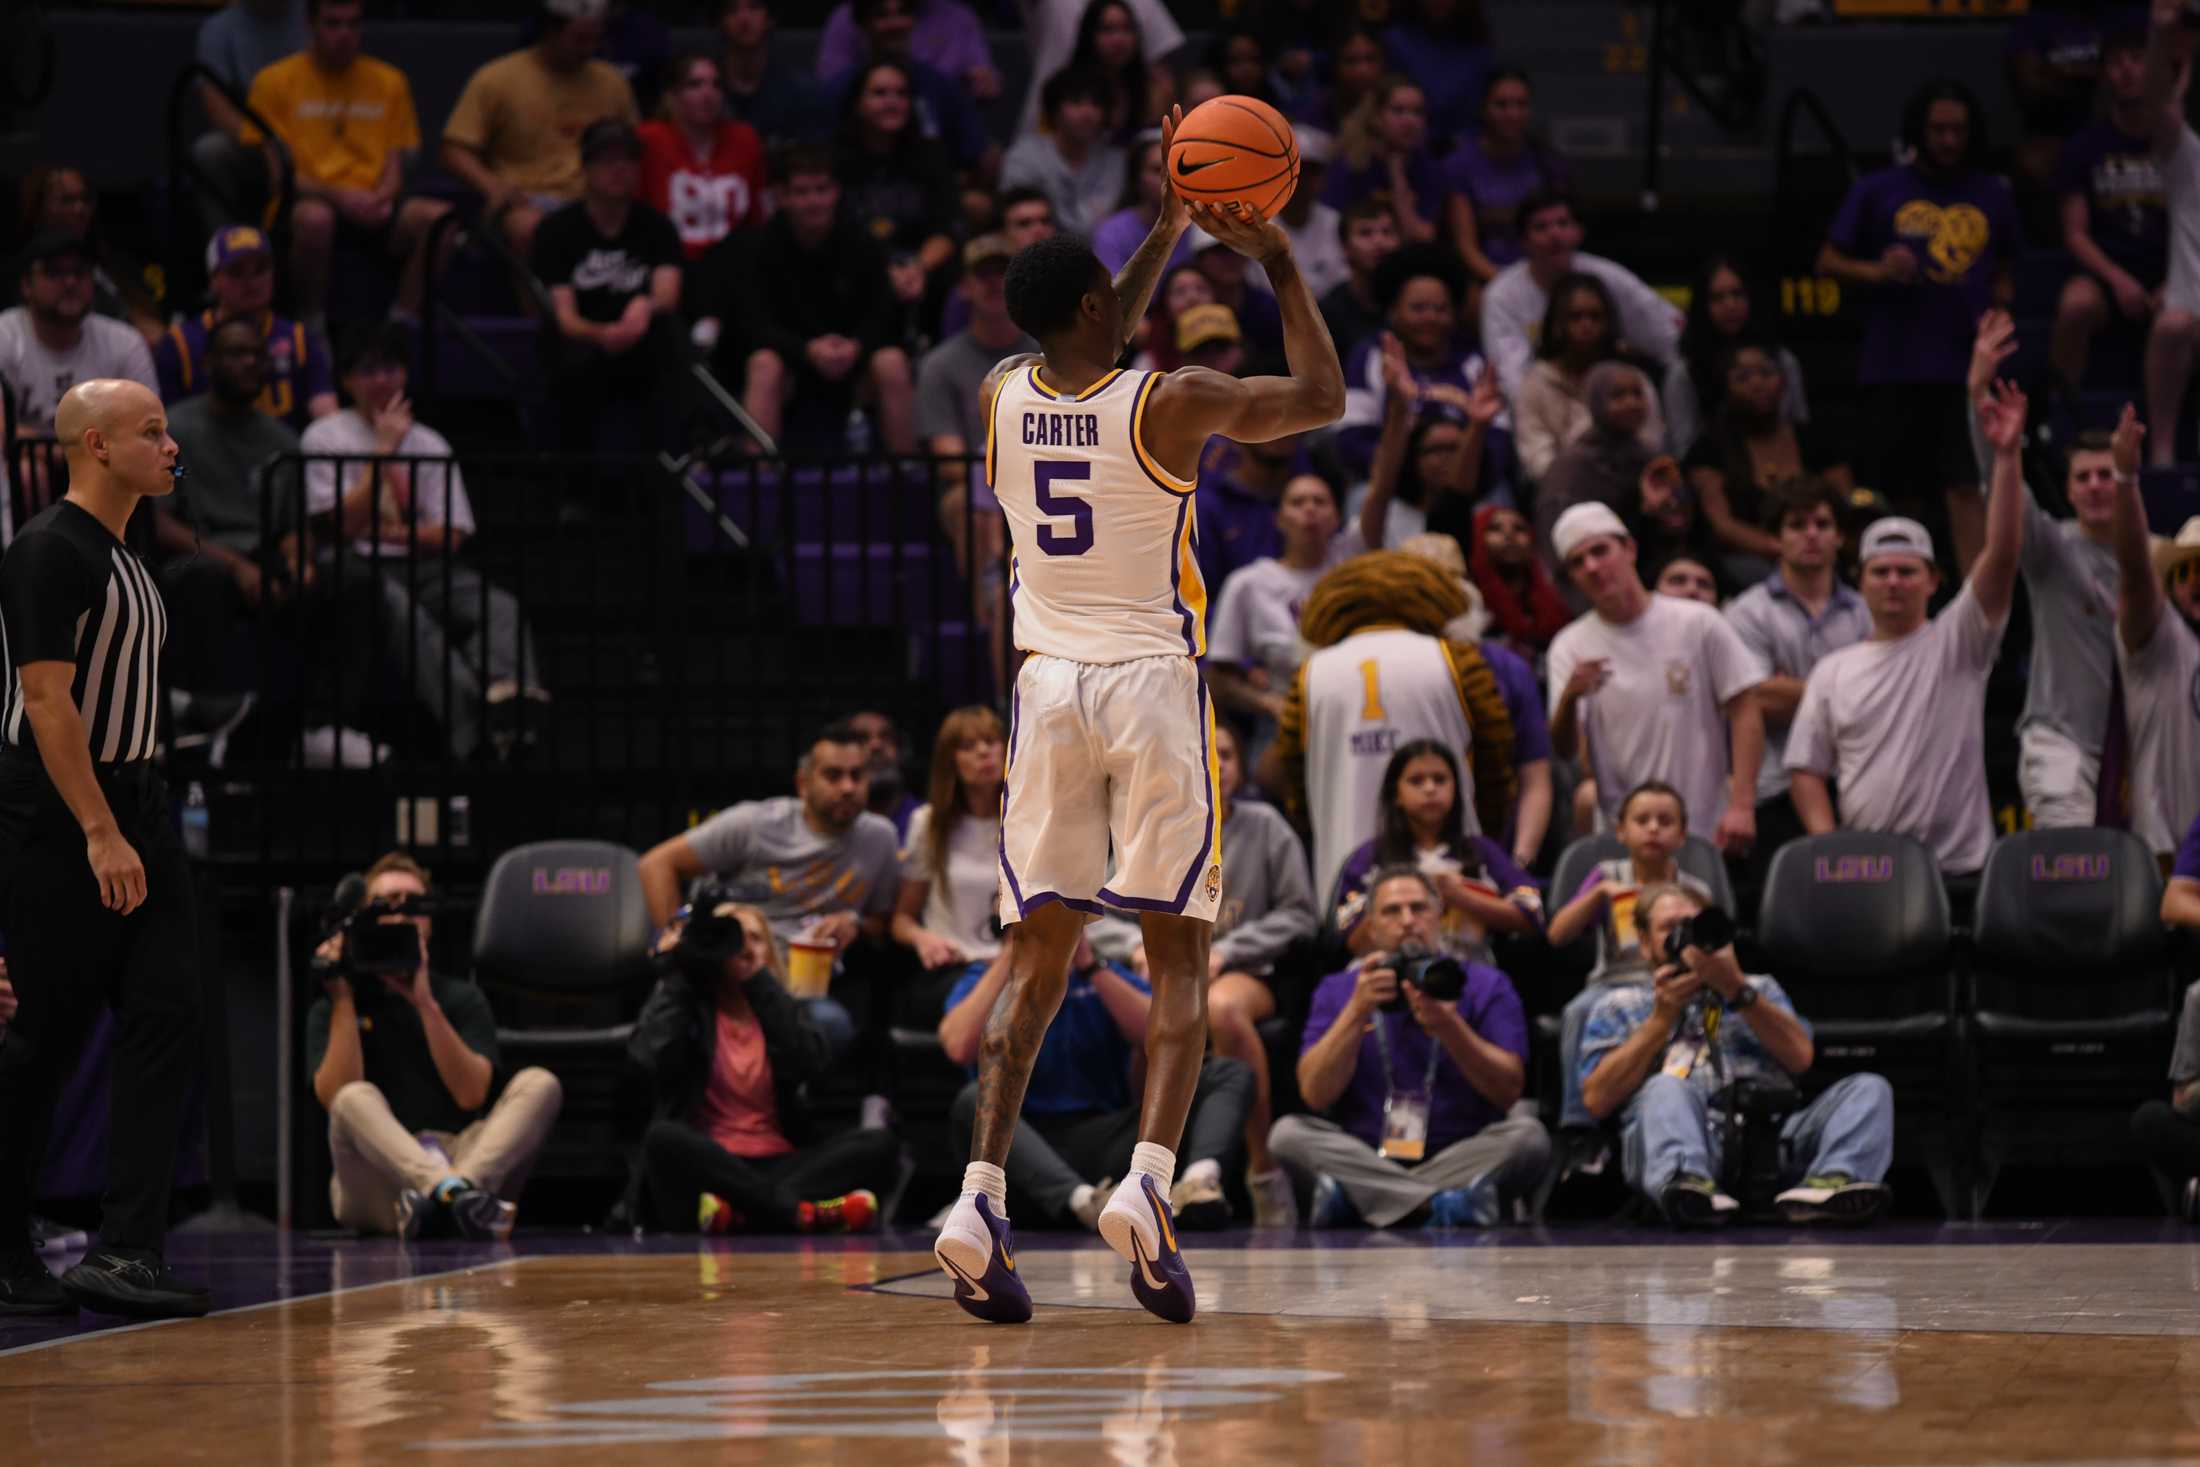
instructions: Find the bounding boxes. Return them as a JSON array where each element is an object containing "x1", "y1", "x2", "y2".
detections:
[
  {"x1": 1967, "y1": 310, "x2": 2124, "y2": 827},
  {"x1": 155, "y1": 315, "x2": 305, "y2": 697}
]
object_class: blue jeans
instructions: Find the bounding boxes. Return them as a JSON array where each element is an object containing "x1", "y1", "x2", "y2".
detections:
[
  {"x1": 1620, "y1": 1072, "x2": 1894, "y2": 1200},
  {"x1": 804, "y1": 998, "x2": 856, "y2": 1065}
]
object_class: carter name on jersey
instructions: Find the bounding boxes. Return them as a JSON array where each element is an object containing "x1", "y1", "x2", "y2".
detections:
[{"x1": 1021, "y1": 411, "x2": 1102, "y2": 447}]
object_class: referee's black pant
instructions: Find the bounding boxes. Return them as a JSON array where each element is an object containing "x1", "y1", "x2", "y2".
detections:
[{"x1": 0, "y1": 754, "x2": 201, "y2": 1253}]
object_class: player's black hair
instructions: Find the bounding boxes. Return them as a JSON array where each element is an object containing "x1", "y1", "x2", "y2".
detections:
[
  {"x1": 1005, "y1": 232, "x2": 1107, "y2": 342},
  {"x1": 1899, "y1": 77, "x2": 1988, "y2": 169}
]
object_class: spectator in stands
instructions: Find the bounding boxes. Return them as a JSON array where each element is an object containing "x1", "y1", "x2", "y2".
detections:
[
  {"x1": 1323, "y1": 77, "x2": 1450, "y2": 248},
  {"x1": 1043, "y1": 0, "x2": 1180, "y2": 140},
  {"x1": 531, "y1": 120, "x2": 684, "y2": 455},
  {"x1": 1192, "y1": 427, "x2": 1309, "y2": 597},
  {"x1": 244, "y1": 0, "x2": 451, "y2": 326},
  {"x1": 1273, "y1": 866, "x2": 1547, "y2": 1229},
  {"x1": 1514, "y1": 272, "x2": 1665, "y2": 484},
  {"x1": 1545, "y1": 502, "x2": 1769, "y2": 853},
  {"x1": 439, "y1": 1, "x2": 640, "y2": 261},
  {"x1": 302, "y1": 323, "x2": 546, "y2": 763},
  {"x1": 153, "y1": 315, "x2": 307, "y2": 692},
  {"x1": 2106, "y1": 409, "x2": 2200, "y2": 861},
  {"x1": 834, "y1": 59, "x2": 964, "y2": 317},
  {"x1": 1108, "y1": 723, "x2": 1318, "y2": 1227},
  {"x1": 718, "y1": 0, "x2": 826, "y2": 146},
  {"x1": 1336, "y1": 247, "x2": 1495, "y2": 477},
  {"x1": 1332, "y1": 738, "x2": 1542, "y2": 964},
  {"x1": 704, "y1": 144, "x2": 917, "y2": 456},
  {"x1": 1092, "y1": 132, "x2": 1197, "y2": 278},
  {"x1": 639, "y1": 720, "x2": 903, "y2": 954},
  {"x1": 1483, "y1": 191, "x2": 1683, "y2": 404},
  {"x1": 0, "y1": 234, "x2": 158, "y2": 442},
  {"x1": 1264, "y1": 550, "x2": 1518, "y2": 907},
  {"x1": 1284, "y1": 22, "x2": 1385, "y2": 134},
  {"x1": 1787, "y1": 384, "x2": 2030, "y2": 880},
  {"x1": 1577, "y1": 881, "x2": 1894, "y2": 1226},
  {"x1": 1272, "y1": 128, "x2": 1347, "y2": 300},
  {"x1": 1469, "y1": 613, "x2": 1555, "y2": 869},
  {"x1": 1818, "y1": 78, "x2": 2017, "y2": 569},
  {"x1": 1535, "y1": 363, "x2": 1667, "y2": 552},
  {"x1": 1447, "y1": 68, "x2": 1568, "y2": 294},
  {"x1": 817, "y1": 0, "x2": 1000, "y2": 102},
  {"x1": 939, "y1": 931, "x2": 1251, "y2": 1231},
  {"x1": 1469, "y1": 502, "x2": 1570, "y2": 660},
  {"x1": 935, "y1": 188, "x2": 1058, "y2": 343},
  {"x1": 918, "y1": 234, "x2": 1033, "y2": 592},
  {"x1": 639, "y1": 53, "x2": 767, "y2": 264},
  {"x1": 1003, "y1": 69, "x2": 1128, "y2": 239},
  {"x1": 1175, "y1": 304, "x2": 1245, "y2": 375},
  {"x1": 17, "y1": 167, "x2": 162, "y2": 342},
  {"x1": 1653, "y1": 554, "x2": 1720, "y2": 607},
  {"x1": 2052, "y1": 25, "x2": 2167, "y2": 396},
  {"x1": 2006, "y1": 0, "x2": 2105, "y2": 238},
  {"x1": 1131, "y1": 262, "x2": 1215, "y2": 372},
  {"x1": 156, "y1": 227, "x2": 337, "y2": 431},
  {"x1": 1190, "y1": 233, "x2": 1287, "y2": 360},
  {"x1": 2143, "y1": 2, "x2": 2200, "y2": 467},
  {"x1": 1549, "y1": 780, "x2": 1712, "y2": 983},
  {"x1": 1683, "y1": 341, "x2": 1852, "y2": 579},
  {"x1": 309, "y1": 853, "x2": 564, "y2": 1239},
  {"x1": 1965, "y1": 311, "x2": 2127, "y2": 828},
  {"x1": 846, "y1": 709, "x2": 920, "y2": 834},
  {"x1": 1664, "y1": 256, "x2": 1808, "y2": 458},
  {"x1": 1723, "y1": 478, "x2": 1872, "y2": 860},
  {"x1": 596, "y1": 2, "x2": 672, "y2": 116},
  {"x1": 1205, "y1": 26, "x2": 1281, "y2": 109},
  {"x1": 1318, "y1": 198, "x2": 1401, "y2": 365},
  {"x1": 823, "y1": 0, "x2": 994, "y2": 183},
  {"x1": 2130, "y1": 809, "x2": 2200, "y2": 1220},
  {"x1": 893, "y1": 706, "x2": 1005, "y2": 991},
  {"x1": 1205, "y1": 472, "x2": 1352, "y2": 740},
  {"x1": 1381, "y1": 0, "x2": 1493, "y2": 140},
  {"x1": 630, "y1": 898, "x2": 893, "y2": 1234},
  {"x1": 1355, "y1": 334, "x2": 1505, "y2": 549},
  {"x1": 188, "y1": 0, "x2": 307, "y2": 235}
]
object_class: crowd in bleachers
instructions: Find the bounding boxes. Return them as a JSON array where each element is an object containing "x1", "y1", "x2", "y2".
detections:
[{"x1": 5, "y1": 0, "x2": 2200, "y2": 1248}]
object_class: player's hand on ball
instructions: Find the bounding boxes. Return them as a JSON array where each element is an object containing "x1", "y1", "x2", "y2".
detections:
[
  {"x1": 1187, "y1": 200, "x2": 1287, "y2": 263},
  {"x1": 1157, "y1": 104, "x2": 1190, "y2": 229}
]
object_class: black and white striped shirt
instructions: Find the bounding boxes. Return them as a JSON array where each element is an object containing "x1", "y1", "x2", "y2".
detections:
[{"x1": 0, "y1": 499, "x2": 167, "y2": 765}]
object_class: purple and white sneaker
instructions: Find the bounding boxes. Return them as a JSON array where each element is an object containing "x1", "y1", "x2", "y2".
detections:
[
  {"x1": 933, "y1": 1194, "x2": 1032, "y2": 1324},
  {"x1": 1097, "y1": 1174, "x2": 1196, "y2": 1324}
]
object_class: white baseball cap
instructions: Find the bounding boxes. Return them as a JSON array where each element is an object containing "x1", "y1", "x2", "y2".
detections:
[
  {"x1": 1551, "y1": 502, "x2": 1630, "y2": 564},
  {"x1": 1858, "y1": 516, "x2": 1935, "y2": 568}
]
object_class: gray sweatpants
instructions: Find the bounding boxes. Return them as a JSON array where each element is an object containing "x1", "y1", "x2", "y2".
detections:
[{"x1": 1269, "y1": 1113, "x2": 1553, "y2": 1227}]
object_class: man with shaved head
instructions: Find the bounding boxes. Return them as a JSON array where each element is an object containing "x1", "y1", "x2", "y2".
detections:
[{"x1": 0, "y1": 379, "x2": 211, "y2": 1321}]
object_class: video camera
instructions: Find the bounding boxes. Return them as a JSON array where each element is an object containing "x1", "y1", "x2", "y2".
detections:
[
  {"x1": 663, "y1": 880, "x2": 753, "y2": 981},
  {"x1": 1662, "y1": 904, "x2": 1735, "y2": 967},
  {"x1": 309, "y1": 873, "x2": 429, "y2": 993},
  {"x1": 1379, "y1": 940, "x2": 1468, "y2": 1014}
]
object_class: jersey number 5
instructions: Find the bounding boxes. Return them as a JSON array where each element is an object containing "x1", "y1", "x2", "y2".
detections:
[{"x1": 1034, "y1": 460, "x2": 1094, "y2": 557}]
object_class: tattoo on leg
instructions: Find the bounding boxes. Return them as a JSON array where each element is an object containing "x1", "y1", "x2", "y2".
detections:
[{"x1": 971, "y1": 979, "x2": 1052, "y2": 1164}]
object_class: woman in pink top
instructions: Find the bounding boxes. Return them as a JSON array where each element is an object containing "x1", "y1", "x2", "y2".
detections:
[
  {"x1": 627, "y1": 900, "x2": 896, "y2": 1233},
  {"x1": 638, "y1": 52, "x2": 768, "y2": 262}
]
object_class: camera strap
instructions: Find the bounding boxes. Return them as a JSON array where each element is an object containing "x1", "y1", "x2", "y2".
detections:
[
  {"x1": 1371, "y1": 1014, "x2": 1442, "y2": 1162},
  {"x1": 1370, "y1": 1011, "x2": 1444, "y2": 1100}
]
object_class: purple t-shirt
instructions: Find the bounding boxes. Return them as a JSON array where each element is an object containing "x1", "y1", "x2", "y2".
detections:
[
  {"x1": 1320, "y1": 148, "x2": 1454, "y2": 238},
  {"x1": 2176, "y1": 808, "x2": 2200, "y2": 883},
  {"x1": 1299, "y1": 958, "x2": 1527, "y2": 1152},
  {"x1": 1094, "y1": 207, "x2": 1195, "y2": 276},
  {"x1": 1192, "y1": 437, "x2": 1313, "y2": 595},
  {"x1": 2055, "y1": 117, "x2": 2167, "y2": 283},
  {"x1": 1331, "y1": 836, "x2": 1544, "y2": 947},
  {"x1": 1482, "y1": 638, "x2": 1553, "y2": 766},
  {"x1": 1825, "y1": 165, "x2": 2020, "y2": 386},
  {"x1": 1444, "y1": 138, "x2": 1567, "y2": 270}
]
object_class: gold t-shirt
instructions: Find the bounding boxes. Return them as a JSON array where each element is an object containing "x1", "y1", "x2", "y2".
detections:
[
  {"x1": 243, "y1": 53, "x2": 421, "y2": 193},
  {"x1": 440, "y1": 49, "x2": 638, "y2": 201}
]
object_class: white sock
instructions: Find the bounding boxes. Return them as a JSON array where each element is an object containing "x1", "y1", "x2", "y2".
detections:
[
  {"x1": 1129, "y1": 1142, "x2": 1176, "y2": 1192},
  {"x1": 1179, "y1": 1157, "x2": 1220, "y2": 1190},
  {"x1": 961, "y1": 1162, "x2": 1008, "y2": 1215}
]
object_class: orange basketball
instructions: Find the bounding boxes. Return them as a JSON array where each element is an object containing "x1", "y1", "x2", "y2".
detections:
[{"x1": 1167, "y1": 94, "x2": 1300, "y2": 221}]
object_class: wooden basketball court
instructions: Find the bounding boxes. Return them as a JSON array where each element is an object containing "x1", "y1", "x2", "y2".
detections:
[{"x1": 4, "y1": 1228, "x2": 2199, "y2": 1463}]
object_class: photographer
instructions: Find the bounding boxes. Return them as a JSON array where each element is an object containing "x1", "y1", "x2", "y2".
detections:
[
  {"x1": 626, "y1": 896, "x2": 895, "y2": 1234},
  {"x1": 1270, "y1": 867, "x2": 1549, "y2": 1229},
  {"x1": 1576, "y1": 883, "x2": 1892, "y2": 1226},
  {"x1": 307, "y1": 854, "x2": 563, "y2": 1240}
]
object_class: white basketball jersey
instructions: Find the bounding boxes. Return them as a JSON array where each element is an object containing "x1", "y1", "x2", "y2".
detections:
[
  {"x1": 988, "y1": 365, "x2": 1204, "y2": 664},
  {"x1": 1300, "y1": 627, "x2": 1481, "y2": 904}
]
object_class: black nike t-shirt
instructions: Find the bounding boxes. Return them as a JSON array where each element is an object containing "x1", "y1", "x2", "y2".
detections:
[{"x1": 530, "y1": 199, "x2": 683, "y2": 325}]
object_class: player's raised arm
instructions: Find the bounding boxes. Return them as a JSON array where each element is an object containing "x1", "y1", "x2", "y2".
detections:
[
  {"x1": 1144, "y1": 201, "x2": 1347, "y2": 462},
  {"x1": 1106, "y1": 106, "x2": 1195, "y2": 357}
]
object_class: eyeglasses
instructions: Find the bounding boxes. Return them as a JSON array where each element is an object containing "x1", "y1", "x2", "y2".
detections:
[{"x1": 2172, "y1": 559, "x2": 2198, "y2": 587}]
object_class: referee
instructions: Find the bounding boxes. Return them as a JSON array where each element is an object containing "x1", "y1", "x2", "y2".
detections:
[{"x1": 0, "y1": 380, "x2": 208, "y2": 1319}]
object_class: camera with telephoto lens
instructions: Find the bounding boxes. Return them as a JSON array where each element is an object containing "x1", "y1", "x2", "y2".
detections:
[
  {"x1": 665, "y1": 880, "x2": 752, "y2": 981},
  {"x1": 308, "y1": 875, "x2": 427, "y2": 995},
  {"x1": 1662, "y1": 904, "x2": 1736, "y2": 966},
  {"x1": 1379, "y1": 940, "x2": 1468, "y2": 1014}
]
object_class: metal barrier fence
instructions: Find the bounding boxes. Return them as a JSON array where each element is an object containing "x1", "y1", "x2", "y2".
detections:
[{"x1": 4, "y1": 432, "x2": 1008, "y2": 880}]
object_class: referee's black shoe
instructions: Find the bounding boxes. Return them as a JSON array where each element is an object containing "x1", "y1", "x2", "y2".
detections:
[
  {"x1": 60, "y1": 1247, "x2": 211, "y2": 1320},
  {"x1": 1, "y1": 1245, "x2": 73, "y2": 1316}
]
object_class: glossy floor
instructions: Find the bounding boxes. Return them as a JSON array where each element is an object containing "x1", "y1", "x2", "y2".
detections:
[{"x1": 4, "y1": 1225, "x2": 2199, "y2": 1464}]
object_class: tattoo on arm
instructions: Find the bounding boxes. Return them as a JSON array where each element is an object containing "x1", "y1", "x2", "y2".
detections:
[{"x1": 1113, "y1": 221, "x2": 1186, "y2": 356}]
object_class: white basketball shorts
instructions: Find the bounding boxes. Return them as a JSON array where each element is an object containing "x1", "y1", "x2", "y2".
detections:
[{"x1": 997, "y1": 653, "x2": 1223, "y2": 924}]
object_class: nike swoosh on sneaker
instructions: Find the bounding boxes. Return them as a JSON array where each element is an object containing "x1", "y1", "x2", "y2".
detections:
[
  {"x1": 940, "y1": 1254, "x2": 990, "y2": 1304},
  {"x1": 1131, "y1": 1235, "x2": 1166, "y2": 1293}
]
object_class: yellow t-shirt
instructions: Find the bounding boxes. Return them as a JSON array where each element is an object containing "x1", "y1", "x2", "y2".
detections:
[
  {"x1": 243, "y1": 53, "x2": 421, "y2": 193},
  {"x1": 440, "y1": 49, "x2": 638, "y2": 201}
]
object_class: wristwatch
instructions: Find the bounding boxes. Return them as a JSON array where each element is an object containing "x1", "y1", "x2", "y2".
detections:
[{"x1": 1725, "y1": 984, "x2": 1759, "y2": 1012}]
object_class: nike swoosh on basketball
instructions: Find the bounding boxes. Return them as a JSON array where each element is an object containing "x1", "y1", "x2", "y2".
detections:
[
  {"x1": 1175, "y1": 157, "x2": 1223, "y2": 177},
  {"x1": 941, "y1": 1255, "x2": 989, "y2": 1302}
]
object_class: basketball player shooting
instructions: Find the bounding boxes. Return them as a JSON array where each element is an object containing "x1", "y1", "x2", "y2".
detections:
[{"x1": 933, "y1": 101, "x2": 1345, "y2": 1325}]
